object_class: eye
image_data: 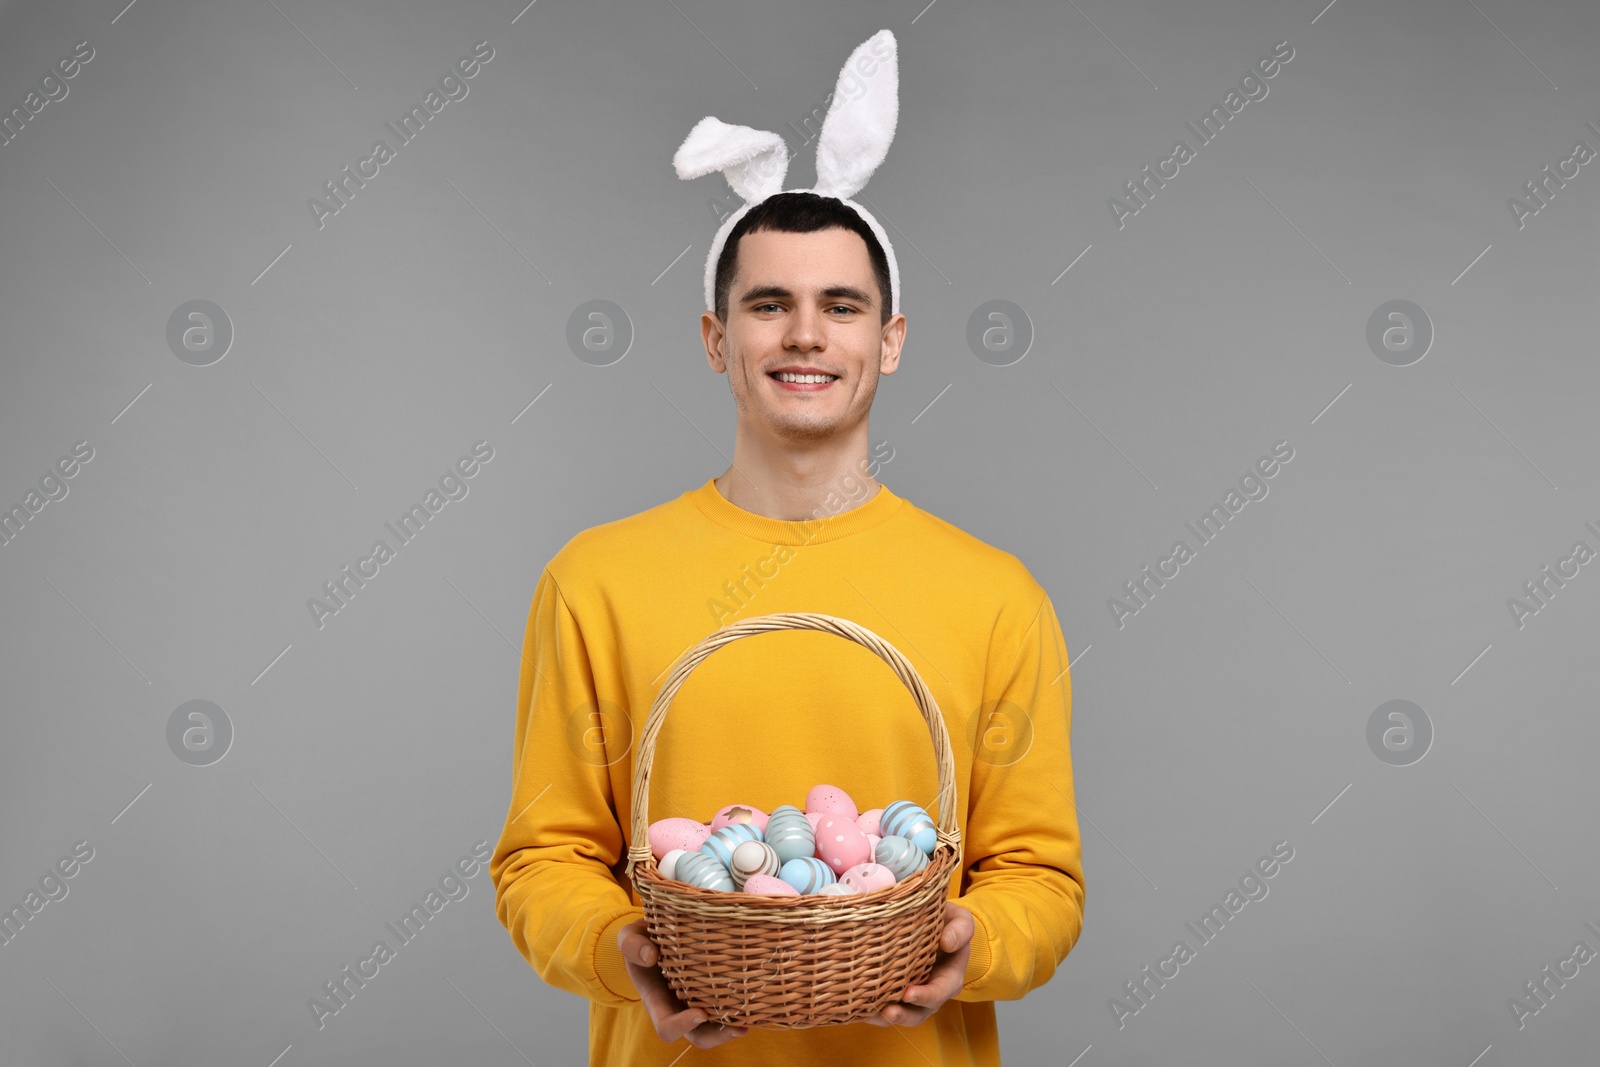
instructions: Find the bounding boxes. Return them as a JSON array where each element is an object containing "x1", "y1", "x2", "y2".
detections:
[
  {"x1": 754, "y1": 303, "x2": 783, "y2": 312},
  {"x1": 828, "y1": 305, "x2": 856, "y2": 315}
]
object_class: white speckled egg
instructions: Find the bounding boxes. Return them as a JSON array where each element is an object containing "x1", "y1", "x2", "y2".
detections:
[
  {"x1": 764, "y1": 805, "x2": 815, "y2": 865},
  {"x1": 674, "y1": 851, "x2": 734, "y2": 892},
  {"x1": 874, "y1": 835, "x2": 929, "y2": 881},
  {"x1": 730, "y1": 840, "x2": 781, "y2": 889},
  {"x1": 779, "y1": 856, "x2": 836, "y2": 894}
]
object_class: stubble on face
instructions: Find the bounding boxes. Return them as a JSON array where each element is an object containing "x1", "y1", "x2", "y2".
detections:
[
  {"x1": 718, "y1": 227, "x2": 889, "y2": 446},
  {"x1": 724, "y1": 341, "x2": 881, "y2": 444}
]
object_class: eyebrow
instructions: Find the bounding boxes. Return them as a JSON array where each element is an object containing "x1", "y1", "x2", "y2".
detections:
[{"x1": 737, "y1": 284, "x2": 876, "y2": 309}]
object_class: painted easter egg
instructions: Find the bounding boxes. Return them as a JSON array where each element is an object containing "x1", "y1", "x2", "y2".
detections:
[
  {"x1": 814, "y1": 813, "x2": 872, "y2": 875},
  {"x1": 778, "y1": 856, "x2": 837, "y2": 894},
  {"x1": 659, "y1": 848, "x2": 688, "y2": 881},
  {"x1": 857, "y1": 808, "x2": 884, "y2": 837},
  {"x1": 730, "y1": 840, "x2": 781, "y2": 889},
  {"x1": 874, "y1": 835, "x2": 930, "y2": 882},
  {"x1": 880, "y1": 800, "x2": 937, "y2": 854},
  {"x1": 840, "y1": 862, "x2": 896, "y2": 894},
  {"x1": 806, "y1": 783, "x2": 859, "y2": 821},
  {"x1": 816, "y1": 882, "x2": 857, "y2": 896},
  {"x1": 710, "y1": 803, "x2": 769, "y2": 834},
  {"x1": 700, "y1": 822, "x2": 763, "y2": 869},
  {"x1": 804, "y1": 811, "x2": 824, "y2": 834},
  {"x1": 649, "y1": 817, "x2": 711, "y2": 860},
  {"x1": 764, "y1": 805, "x2": 815, "y2": 865},
  {"x1": 866, "y1": 833, "x2": 881, "y2": 852},
  {"x1": 674, "y1": 851, "x2": 734, "y2": 892},
  {"x1": 741, "y1": 873, "x2": 799, "y2": 896}
]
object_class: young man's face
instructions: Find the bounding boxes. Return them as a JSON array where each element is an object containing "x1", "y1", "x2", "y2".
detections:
[{"x1": 703, "y1": 226, "x2": 906, "y2": 447}]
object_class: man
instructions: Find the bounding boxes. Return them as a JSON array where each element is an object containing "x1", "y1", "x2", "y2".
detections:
[{"x1": 490, "y1": 190, "x2": 1085, "y2": 1064}]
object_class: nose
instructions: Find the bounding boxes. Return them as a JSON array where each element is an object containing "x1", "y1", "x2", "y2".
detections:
[{"x1": 782, "y1": 303, "x2": 824, "y2": 352}]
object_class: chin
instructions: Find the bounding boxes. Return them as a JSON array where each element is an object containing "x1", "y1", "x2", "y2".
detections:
[{"x1": 766, "y1": 417, "x2": 842, "y2": 443}]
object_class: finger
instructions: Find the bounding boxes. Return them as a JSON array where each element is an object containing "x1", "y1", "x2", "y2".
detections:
[
  {"x1": 623, "y1": 939, "x2": 657, "y2": 967},
  {"x1": 876, "y1": 1003, "x2": 931, "y2": 1027},
  {"x1": 618, "y1": 928, "x2": 659, "y2": 967},
  {"x1": 902, "y1": 969, "x2": 958, "y2": 1010},
  {"x1": 895, "y1": 1005, "x2": 934, "y2": 1026},
  {"x1": 939, "y1": 910, "x2": 974, "y2": 952},
  {"x1": 687, "y1": 1020, "x2": 750, "y2": 1047},
  {"x1": 628, "y1": 966, "x2": 747, "y2": 1046},
  {"x1": 625, "y1": 959, "x2": 700, "y2": 1040},
  {"x1": 910, "y1": 956, "x2": 963, "y2": 997},
  {"x1": 654, "y1": 1004, "x2": 714, "y2": 1043}
]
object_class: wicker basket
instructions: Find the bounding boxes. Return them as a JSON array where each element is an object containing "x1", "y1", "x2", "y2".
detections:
[{"x1": 624, "y1": 611, "x2": 963, "y2": 1030}]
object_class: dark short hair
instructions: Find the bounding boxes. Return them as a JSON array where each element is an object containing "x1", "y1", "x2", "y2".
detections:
[{"x1": 714, "y1": 191, "x2": 893, "y2": 327}]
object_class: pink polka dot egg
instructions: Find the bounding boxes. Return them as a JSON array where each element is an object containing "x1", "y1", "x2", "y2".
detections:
[{"x1": 814, "y1": 813, "x2": 872, "y2": 874}]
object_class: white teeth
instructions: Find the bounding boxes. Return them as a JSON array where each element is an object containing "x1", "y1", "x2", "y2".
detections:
[{"x1": 774, "y1": 372, "x2": 836, "y2": 383}]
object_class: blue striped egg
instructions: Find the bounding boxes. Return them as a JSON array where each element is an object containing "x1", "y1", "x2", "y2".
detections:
[
  {"x1": 880, "y1": 800, "x2": 937, "y2": 854},
  {"x1": 700, "y1": 822, "x2": 763, "y2": 868},
  {"x1": 675, "y1": 851, "x2": 735, "y2": 892},
  {"x1": 778, "y1": 856, "x2": 836, "y2": 894},
  {"x1": 764, "y1": 804, "x2": 815, "y2": 865},
  {"x1": 874, "y1": 835, "x2": 930, "y2": 881}
]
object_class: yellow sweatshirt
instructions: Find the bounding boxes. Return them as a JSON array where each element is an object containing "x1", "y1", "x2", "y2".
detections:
[{"x1": 490, "y1": 476, "x2": 1085, "y2": 1065}]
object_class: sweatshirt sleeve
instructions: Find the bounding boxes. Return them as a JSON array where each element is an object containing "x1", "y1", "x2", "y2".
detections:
[
  {"x1": 489, "y1": 566, "x2": 646, "y2": 1007},
  {"x1": 954, "y1": 589, "x2": 1087, "y2": 1002}
]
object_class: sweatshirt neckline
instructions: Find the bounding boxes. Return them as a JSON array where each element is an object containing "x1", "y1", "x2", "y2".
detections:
[{"x1": 689, "y1": 476, "x2": 903, "y2": 546}]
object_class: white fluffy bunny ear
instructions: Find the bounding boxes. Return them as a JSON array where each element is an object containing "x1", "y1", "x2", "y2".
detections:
[
  {"x1": 673, "y1": 116, "x2": 790, "y2": 205},
  {"x1": 811, "y1": 29, "x2": 898, "y2": 201}
]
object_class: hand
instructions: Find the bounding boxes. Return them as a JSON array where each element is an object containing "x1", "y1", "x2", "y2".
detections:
[
  {"x1": 865, "y1": 901, "x2": 975, "y2": 1028},
  {"x1": 618, "y1": 919, "x2": 749, "y2": 1048}
]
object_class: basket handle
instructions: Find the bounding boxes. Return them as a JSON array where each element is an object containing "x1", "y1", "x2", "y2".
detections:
[{"x1": 625, "y1": 611, "x2": 962, "y2": 880}]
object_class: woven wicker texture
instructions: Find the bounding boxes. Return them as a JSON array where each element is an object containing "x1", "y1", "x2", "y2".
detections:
[{"x1": 625, "y1": 611, "x2": 964, "y2": 1029}]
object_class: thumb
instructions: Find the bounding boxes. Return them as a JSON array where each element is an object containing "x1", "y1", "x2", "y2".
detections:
[{"x1": 618, "y1": 925, "x2": 657, "y2": 966}]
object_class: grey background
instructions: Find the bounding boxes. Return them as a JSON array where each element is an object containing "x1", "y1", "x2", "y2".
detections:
[{"x1": 2, "y1": 0, "x2": 1597, "y2": 1063}]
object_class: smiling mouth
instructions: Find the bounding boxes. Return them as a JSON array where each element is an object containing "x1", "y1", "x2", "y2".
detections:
[
  {"x1": 769, "y1": 372, "x2": 839, "y2": 391},
  {"x1": 771, "y1": 375, "x2": 844, "y2": 391}
]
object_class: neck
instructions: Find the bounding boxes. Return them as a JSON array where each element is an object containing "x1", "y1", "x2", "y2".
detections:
[{"x1": 715, "y1": 433, "x2": 881, "y2": 521}]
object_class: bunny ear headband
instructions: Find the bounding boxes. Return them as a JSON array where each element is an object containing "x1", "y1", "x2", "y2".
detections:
[{"x1": 672, "y1": 28, "x2": 902, "y2": 318}]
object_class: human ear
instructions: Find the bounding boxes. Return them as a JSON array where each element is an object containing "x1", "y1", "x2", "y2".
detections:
[
  {"x1": 878, "y1": 314, "x2": 906, "y2": 375},
  {"x1": 703, "y1": 311, "x2": 730, "y2": 372}
]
